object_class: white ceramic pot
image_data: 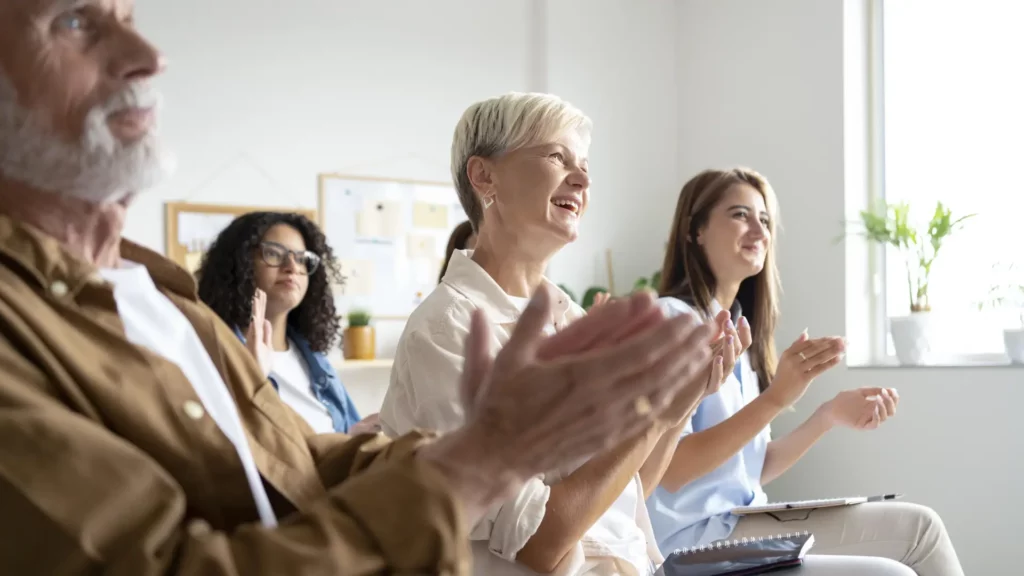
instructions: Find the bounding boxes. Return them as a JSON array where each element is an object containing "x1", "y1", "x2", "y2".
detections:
[
  {"x1": 1004, "y1": 328, "x2": 1024, "y2": 364},
  {"x1": 889, "y1": 312, "x2": 934, "y2": 365}
]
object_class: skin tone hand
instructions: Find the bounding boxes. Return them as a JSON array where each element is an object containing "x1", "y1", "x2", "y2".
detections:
[
  {"x1": 825, "y1": 387, "x2": 899, "y2": 430},
  {"x1": 418, "y1": 289, "x2": 715, "y2": 525},
  {"x1": 245, "y1": 289, "x2": 274, "y2": 378},
  {"x1": 348, "y1": 413, "x2": 382, "y2": 435},
  {"x1": 701, "y1": 311, "x2": 752, "y2": 397},
  {"x1": 591, "y1": 291, "x2": 611, "y2": 308},
  {"x1": 761, "y1": 331, "x2": 846, "y2": 409},
  {"x1": 761, "y1": 386, "x2": 896, "y2": 485}
]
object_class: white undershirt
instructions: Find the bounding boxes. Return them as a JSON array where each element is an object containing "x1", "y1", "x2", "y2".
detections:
[
  {"x1": 272, "y1": 341, "x2": 334, "y2": 434},
  {"x1": 504, "y1": 292, "x2": 656, "y2": 574},
  {"x1": 100, "y1": 262, "x2": 278, "y2": 527}
]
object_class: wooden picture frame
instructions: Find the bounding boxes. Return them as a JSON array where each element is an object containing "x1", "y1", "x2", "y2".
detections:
[{"x1": 165, "y1": 201, "x2": 318, "y2": 273}]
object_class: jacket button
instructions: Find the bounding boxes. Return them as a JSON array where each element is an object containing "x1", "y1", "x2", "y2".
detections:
[
  {"x1": 85, "y1": 273, "x2": 107, "y2": 286},
  {"x1": 187, "y1": 519, "x2": 212, "y2": 537},
  {"x1": 183, "y1": 400, "x2": 205, "y2": 420},
  {"x1": 50, "y1": 280, "x2": 69, "y2": 297}
]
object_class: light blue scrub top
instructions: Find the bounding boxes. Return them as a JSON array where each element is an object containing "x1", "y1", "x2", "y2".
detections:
[{"x1": 646, "y1": 297, "x2": 772, "y2": 556}]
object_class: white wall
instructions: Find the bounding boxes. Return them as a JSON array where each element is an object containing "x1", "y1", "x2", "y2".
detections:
[
  {"x1": 676, "y1": 0, "x2": 1021, "y2": 573},
  {"x1": 545, "y1": 0, "x2": 680, "y2": 295},
  {"x1": 133, "y1": 0, "x2": 678, "y2": 302}
]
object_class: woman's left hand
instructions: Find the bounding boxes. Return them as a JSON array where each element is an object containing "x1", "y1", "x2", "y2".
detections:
[
  {"x1": 825, "y1": 387, "x2": 899, "y2": 430},
  {"x1": 349, "y1": 413, "x2": 382, "y2": 435},
  {"x1": 246, "y1": 289, "x2": 274, "y2": 378},
  {"x1": 591, "y1": 291, "x2": 611, "y2": 308}
]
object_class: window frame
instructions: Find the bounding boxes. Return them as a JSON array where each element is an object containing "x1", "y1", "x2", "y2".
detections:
[{"x1": 860, "y1": 0, "x2": 1013, "y2": 367}]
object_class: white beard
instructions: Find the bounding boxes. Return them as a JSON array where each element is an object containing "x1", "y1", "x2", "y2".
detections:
[{"x1": 0, "y1": 71, "x2": 175, "y2": 204}]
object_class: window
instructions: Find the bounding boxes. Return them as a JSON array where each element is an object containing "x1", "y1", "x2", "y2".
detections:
[{"x1": 877, "y1": 0, "x2": 1024, "y2": 359}]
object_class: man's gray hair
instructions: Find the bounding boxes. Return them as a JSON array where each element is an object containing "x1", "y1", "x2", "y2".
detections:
[{"x1": 450, "y1": 92, "x2": 592, "y2": 230}]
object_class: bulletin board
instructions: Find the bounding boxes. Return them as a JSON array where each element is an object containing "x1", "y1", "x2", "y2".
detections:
[
  {"x1": 165, "y1": 202, "x2": 318, "y2": 274},
  {"x1": 317, "y1": 173, "x2": 468, "y2": 319}
]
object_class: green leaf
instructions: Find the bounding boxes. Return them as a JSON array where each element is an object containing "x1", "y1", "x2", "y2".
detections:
[
  {"x1": 346, "y1": 309, "x2": 372, "y2": 327},
  {"x1": 841, "y1": 199, "x2": 973, "y2": 312}
]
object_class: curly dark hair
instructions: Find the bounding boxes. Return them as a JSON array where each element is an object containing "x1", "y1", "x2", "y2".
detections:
[{"x1": 196, "y1": 211, "x2": 342, "y2": 353}]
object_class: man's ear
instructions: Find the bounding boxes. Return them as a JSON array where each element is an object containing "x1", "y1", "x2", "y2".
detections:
[{"x1": 466, "y1": 156, "x2": 495, "y2": 204}]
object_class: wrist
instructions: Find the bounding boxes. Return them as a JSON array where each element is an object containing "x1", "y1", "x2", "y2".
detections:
[
  {"x1": 813, "y1": 400, "x2": 838, "y2": 430},
  {"x1": 759, "y1": 386, "x2": 790, "y2": 412}
]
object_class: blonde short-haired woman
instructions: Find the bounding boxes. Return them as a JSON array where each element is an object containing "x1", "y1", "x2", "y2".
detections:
[{"x1": 381, "y1": 93, "x2": 715, "y2": 575}]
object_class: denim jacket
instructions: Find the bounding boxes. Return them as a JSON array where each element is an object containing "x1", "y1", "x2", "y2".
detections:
[{"x1": 234, "y1": 326, "x2": 361, "y2": 433}]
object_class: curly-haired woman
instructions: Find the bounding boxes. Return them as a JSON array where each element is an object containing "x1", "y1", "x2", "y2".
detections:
[{"x1": 197, "y1": 211, "x2": 375, "y2": 435}]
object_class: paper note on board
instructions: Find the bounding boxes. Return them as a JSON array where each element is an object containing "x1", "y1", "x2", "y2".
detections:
[
  {"x1": 339, "y1": 259, "x2": 375, "y2": 296},
  {"x1": 406, "y1": 234, "x2": 437, "y2": 259},
  {"x1": 413, "y1": 202, "x2": 449, "y2": 230},
  {"x1": 183, "y1": 250, "x2": 204, "y2": 274},
  {"x1": 356, "y1": 199, "x2": 403, "y2": 238}
]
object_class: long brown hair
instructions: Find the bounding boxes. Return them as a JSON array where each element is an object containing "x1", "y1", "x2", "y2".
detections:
[
  {"x1": 659, "y1": 168, "x2": 781, "y2": 392},
  {"x1": 438, "y1": 220, "x2": 476, "y2": 283}
]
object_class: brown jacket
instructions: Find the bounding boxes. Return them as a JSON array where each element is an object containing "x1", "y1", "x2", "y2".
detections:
[{"x1": 0, "y1": 214, "x2": 470, "y2": 574}]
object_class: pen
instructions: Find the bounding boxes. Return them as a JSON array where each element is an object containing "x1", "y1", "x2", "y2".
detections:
[{"x1": 867, "y1": 493, "x2": 903, "y2": 502}]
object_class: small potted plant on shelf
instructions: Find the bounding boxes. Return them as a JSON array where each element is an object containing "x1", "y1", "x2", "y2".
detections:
[
  {"x1": 342, "y1": 309, "x2": 375, "y2": 361},
  {"x1": 977, "y1": 263, "x2": 1024, "y2": 363},
  {"x1": 849, "y1": 200, "x2": 973, "y2": 365}
]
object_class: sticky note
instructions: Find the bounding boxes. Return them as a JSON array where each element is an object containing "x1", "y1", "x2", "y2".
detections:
[
  {"x1": 338, "y1": 259, "x2": 375, "y2": 296},
  {"x1": 356, "y1": 199, "x2": 403, "y2": 238},
  {"x1": 413, "y1": 202, "x2": 449, "y2": 229},
  {"x1": 406, "y1": 234, "x2": 437, "y2": 259}
]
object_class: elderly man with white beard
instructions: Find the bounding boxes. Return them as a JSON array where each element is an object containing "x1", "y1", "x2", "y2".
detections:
[{"x1": 0, "y1": 0, "x2": 727, "y2": 574}]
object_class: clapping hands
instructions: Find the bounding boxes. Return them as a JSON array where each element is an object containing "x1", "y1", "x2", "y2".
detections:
[
  {"x1": 700, "y1": 310, "x2": 752, "y2": 398},
  {"x1": 826, "y1": 387, "x2": 899, "y2": 430}
]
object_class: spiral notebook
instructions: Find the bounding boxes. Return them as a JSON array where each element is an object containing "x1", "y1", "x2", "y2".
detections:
[{"x1": 656, "y1": 532, "x2": 814, "y2": 576}]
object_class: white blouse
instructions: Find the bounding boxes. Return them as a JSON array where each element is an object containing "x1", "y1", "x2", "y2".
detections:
[{"x1": 380, "y1": 250, "x2": 663, "y2": 575}]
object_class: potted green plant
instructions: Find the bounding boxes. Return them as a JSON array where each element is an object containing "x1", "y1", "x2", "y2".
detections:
[
  {"x1": 850, "y1": 200, "x2": 973, "y2": 364},
  {"x1": 342, "y1": 309, "x2": 375, "y2": 360},
  {"x1": 977, "y1": 263, "x2": 1024, "y2": 363},
  {"x1": 632, "y1": 270, "x2": 662, "y2": 293}
]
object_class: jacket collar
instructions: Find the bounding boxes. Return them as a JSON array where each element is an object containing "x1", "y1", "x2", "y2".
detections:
[
  {"x1": 0, "y1": 212, "x2": 199, "y2": 300},
  {"x1": 440, "y1": 249, "x2": 575, "y2": 325}
]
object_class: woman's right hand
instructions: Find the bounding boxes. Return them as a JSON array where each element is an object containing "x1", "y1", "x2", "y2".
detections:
[
  {"x1": 697, "y1": 310, "x2": 751, "y2": 398},
  {"x1": 762, "y1": 331, "x2": 845, "y2": 409},
  {"x1": 245, "y1": 289, "x2": 274, "y2": 378}
]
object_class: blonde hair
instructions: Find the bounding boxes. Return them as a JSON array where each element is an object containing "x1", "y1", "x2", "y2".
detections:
[
  {"x1": 659, "y1": 167, "x2": 782, "y2": 392},
  {"x1": 450, "y1": 92, "x2": 592, "y2": 229}
]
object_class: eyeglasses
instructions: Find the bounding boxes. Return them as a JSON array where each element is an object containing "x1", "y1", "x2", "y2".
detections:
[{"x1": 258, "y1": 242, "x2": 321, "y2": 275}]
